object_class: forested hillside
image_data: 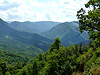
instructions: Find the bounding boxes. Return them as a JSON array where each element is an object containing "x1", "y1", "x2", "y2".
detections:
[
  {"x1": 0, "y1": 18, "x2": 52, "y2": 51},
  {"x1": 0, "y1": 38, "x2": 99, "y2": 75},
  {"x1": 41, "y1": 22, "x2": 89, "y2": 45}
]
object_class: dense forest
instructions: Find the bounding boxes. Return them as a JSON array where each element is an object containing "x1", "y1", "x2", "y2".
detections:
[{"x1": 0, "y1": 0, "x2": 100, "y2": 75}]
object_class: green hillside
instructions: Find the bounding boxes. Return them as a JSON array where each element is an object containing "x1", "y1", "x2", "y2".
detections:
[
  {"x1": 0, "y1": 18, "x2": 52, "y2": 51},
  {"x1": 41, "y1": 22, "x2": 89, "y2": 45},
  {"x1": 0, "y1": 50, "x2": 29, "y2": 64},
  {"x1": 0, "y1": 38, "x2": 100, "y2": 75}
]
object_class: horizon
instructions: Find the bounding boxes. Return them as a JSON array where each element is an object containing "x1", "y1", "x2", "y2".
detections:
[
  {"x1": 0, "y1": 18, "x2": 78, "y2": 23},
  {"x1": 0, "y1": 0, "x2": 89, "y2": 22}
]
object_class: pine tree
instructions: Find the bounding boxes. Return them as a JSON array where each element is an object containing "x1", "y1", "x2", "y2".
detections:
[{"x1": 49, "y1": 38, "x2": 61, "y2": 52}]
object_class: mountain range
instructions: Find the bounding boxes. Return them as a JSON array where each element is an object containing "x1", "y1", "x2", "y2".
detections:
[
  {"x1": 0, "y1": 18, "x2": 52, "y2": 52},
  {"x1": 0, "y1": 18, "x2": 89, "y2": 53},
  {"x1": 41, "y1": 22, "x2": 89, "y2": 45},
  {"x1": 9, "y1": 21, "x2": 60, "y2": 34}
]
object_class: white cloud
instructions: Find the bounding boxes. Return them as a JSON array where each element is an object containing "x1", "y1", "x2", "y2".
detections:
[
  {"x1": 0, "y1": 10, "x2": 8, "y2": 19},
  {"x1": 0, "y1": 0, "x2": 4, "y2": 3},
  {"x1": 0, "y1": 0, "x2": 89, "y2": 22}
]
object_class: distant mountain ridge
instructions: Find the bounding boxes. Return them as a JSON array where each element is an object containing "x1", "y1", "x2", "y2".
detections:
[
  {"x1": 41, "y1": 22, "x2": 89, "y2": 46},
  {"x1": 0, "y1": 18, "x2": 53, "y2": 51},
  {"x1": 9, "y1": 21, "x2": 60, "y2": 34}
]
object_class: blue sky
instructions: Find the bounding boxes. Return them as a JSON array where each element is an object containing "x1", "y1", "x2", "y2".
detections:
[{"x1": 0, "y1": 0, "x2": 89, "y2": 22}]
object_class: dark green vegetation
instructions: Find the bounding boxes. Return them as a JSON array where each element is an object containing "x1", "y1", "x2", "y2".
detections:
[
  {"x1": 0, "y1": 50, "x2": 29, "y2": 64},
  {"x1": 0, "y1": 0, "x2": 100, "y2": 75},
  {"x1": 0, "y1": 38, "x2": 100, "y2": 75},
  {"x1": 77, "y1": 0, "x2": 100, "y2": 48},
  {"x1": 9, "y1": 21, "x2": 60, "y2": 34},
  {"x1": 41, "y1": 22, "x2": 89, "y2": 45}
]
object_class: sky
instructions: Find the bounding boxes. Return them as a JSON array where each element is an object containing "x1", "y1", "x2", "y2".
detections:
[{"x1": 0, "y1": 0, "x2": 89, "y2": 22}]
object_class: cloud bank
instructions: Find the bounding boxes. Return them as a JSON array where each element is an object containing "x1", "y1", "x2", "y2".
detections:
[{"x1": 0, "y1": 0, "x2": 89, "y2": 22}]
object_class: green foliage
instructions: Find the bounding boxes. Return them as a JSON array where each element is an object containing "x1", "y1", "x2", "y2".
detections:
[
  {"x1": 0, "y1": 40, "x2": 43, "y2": 59},
  {"x1": 76, "y1": 1, "x2": 100, "y2": 74},
  {"x1": 0, "y1": 37, "x2": 100, "y2": 75},
  {"x1": 0, "y1": 50, "x2": 29, "y2": 64},
  {"x1": 32, "y1": 61, "x2": 38, "y2": 75},
  {"x1": 49, "y1": 38, "x2": 61, "y2": 52},
  {"x1": 77, "y1": 0, "x2": 100, "y2": 47},
  {"x1": 0, "y1": 59, "x2": 7, "y2": 75}
]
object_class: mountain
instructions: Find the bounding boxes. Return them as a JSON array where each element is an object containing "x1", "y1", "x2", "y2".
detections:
[
  {"x1": 9, "y1": 21, "x2": 60, "y2": 34},
  {"x1": 41, "y1": 22, "x2": 89, "y2": 45},
  {"x1": 0, "y1": 18, "x2": 52, "y2": 52}
]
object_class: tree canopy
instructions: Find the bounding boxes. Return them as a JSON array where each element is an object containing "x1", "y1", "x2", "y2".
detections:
[
  {"x1": 77, "y1": 0, "x2": 100, "y2": 47},
  {"x1": 49, "y1": 38, "x2": 61, "y2": 52}
]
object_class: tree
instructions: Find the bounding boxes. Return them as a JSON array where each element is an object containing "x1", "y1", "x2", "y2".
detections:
[
  {"x1": 0, "y1": 67, "x2": 3, "y2": 75},
  {"x1": 0, "y1": 59, "x2": 8, "y2": 75},
  {"x1": 77, "y1": 0, "x2": 100, "y2": 47},
  {"x1": 38, "y1": 52, "x2": 42, "y2": 61},
  {"x1": 32, "y1": 61, "x2": 38, "y2": 75},
  {"x1": 49, "y1": 38, "x2": 61, "y2": 52}
]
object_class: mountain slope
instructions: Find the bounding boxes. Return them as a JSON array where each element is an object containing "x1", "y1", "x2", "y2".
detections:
[
  {"x1": 41, "y1": 22, "x2": 89, "y2": 45},
  {"x1": 0, "y1": 18, "x2": 52, "y2": 51},
  {"x1": 9, "y1": 21, "x2": 60, "y2": 34},
  {"x1": 0, "y1": 50, "x2": 29, "y2": 64}
]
